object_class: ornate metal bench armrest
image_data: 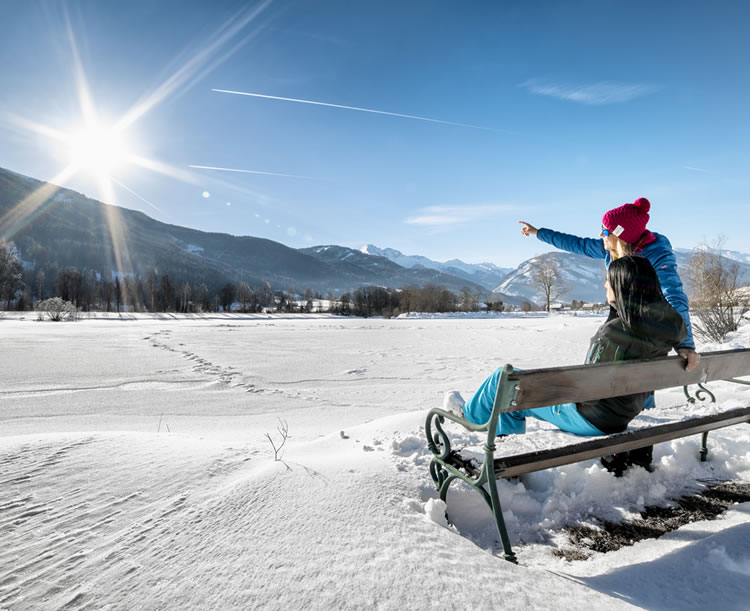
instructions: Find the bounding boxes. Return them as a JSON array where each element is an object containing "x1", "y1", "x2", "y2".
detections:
[{"x1": 425, "y1": 408, "x2": 488, "y2": 460}]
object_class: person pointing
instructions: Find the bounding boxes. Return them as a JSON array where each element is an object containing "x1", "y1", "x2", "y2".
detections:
[{"x1": 519, "y1": 197, "x2": 699, "y2": 372}]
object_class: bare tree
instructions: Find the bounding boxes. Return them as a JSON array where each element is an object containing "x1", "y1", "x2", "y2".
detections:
[
  {"x1": 56, "y1": 267, "x2": 83, "y2": 309},
  {"x1": 194, "y1": 283, "x2": 209, "y2": 312},
  {"x1": 237, "y1": 282, "x2": 253, "y2": 312},
  {"x1": 179, "y1": 282, "x2": 192, "y2": 313},
  {"x1": 261, "y1": 281, "x2": 273, "y2": 308},
  {"x1": 100, "y1": 280, "x2": 114, "y2": 312},
  {"x1": 35, "y1": 268, "x2": 45, "y2": 302},
  {"x1": 265, "y1": 419, "x2": 290, "y2": 461},
  {"x1": 114, "y1": 277, "x2": 122, "y2": 312},
  {"x1": 147, "y1": 268, "x2": 158, "y2": 312},
  {"x1": 460, "y1": 287, "x2": 479, "y2": 312},
  {"x1": 687, "y1": 240, "x2": 749, "y2": 342},
  {"x1": 219, "y1": 283, "x2": 236, "y2": 312},
  {"x1": 532, "y1": 257, "x2": 568, "y2": 312},
  {"x1": 36, "y1": 297, "x2": 76, "y2": 321},
  {"x1": 0, "y1": 242, "x2": 23, "y2": 309}
]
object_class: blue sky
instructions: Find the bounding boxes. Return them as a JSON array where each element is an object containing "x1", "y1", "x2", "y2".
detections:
[{"x1": 1, "y1": 1, "x2": 748, "y2": 268}]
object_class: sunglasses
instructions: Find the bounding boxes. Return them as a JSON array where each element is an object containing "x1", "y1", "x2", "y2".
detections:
[{"x1": 601, "y1": 226, "x2": 611, "y2": 237}]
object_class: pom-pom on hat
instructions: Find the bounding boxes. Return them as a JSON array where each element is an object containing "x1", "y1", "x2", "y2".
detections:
[{"x1": 602, "y1": 197, "x2": 651, "y2": 244}]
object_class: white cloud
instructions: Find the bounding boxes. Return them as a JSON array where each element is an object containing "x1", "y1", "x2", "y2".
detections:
[
  {"x1": 404, "y1": 203, "x2": 520, "y2": 227},
  {"x1": 521, "y1": 79, "x2": 659, "y2": 105},
  {"x1": 405, "y1": 215, "x2": 460, "y2": 226},
  {"x1": 684, "y1": 165, "x2": 709, "y2": 172}
]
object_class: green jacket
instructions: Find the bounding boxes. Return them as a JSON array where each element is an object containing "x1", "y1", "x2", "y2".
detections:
[{"x1": 576, "y1": 300, "x2": 687, "y2": 434}]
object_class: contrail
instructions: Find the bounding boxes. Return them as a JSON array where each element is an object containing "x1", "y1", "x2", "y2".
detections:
[
  {"x1": 111, "y1": 177, "x2": 164, "y2": 214},
  {"x1": 212, "y1": 89, "x2": 507, "y2": 132},
  {"x1": 189, "y1": 164, "x2": 310, "y2": 179}
]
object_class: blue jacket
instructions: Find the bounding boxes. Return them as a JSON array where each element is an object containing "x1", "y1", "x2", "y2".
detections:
[{"x1": 536, "y1": 228, "x2": 695, "y2": 350}]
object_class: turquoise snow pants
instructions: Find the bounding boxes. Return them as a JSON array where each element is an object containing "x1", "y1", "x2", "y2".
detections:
[{"x1": 462, "y1": 366, "x2": 606, "y2": 437}]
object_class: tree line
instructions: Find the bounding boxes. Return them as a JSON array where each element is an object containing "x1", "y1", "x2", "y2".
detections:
[{"x1": 0, "y1": 240, "x2": 502, "y2": 315}]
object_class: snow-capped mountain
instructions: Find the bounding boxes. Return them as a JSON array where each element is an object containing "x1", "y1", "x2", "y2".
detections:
[
  {"x1": 359, "y1": 244, "x2": 512, "y2": 290},
  {"x1": 496, "y1": 248, "x2": 750, "y2": 306},
  {"x1": 675, "y1": 246, "x2": 750, "y2": 267},
  {"x1": 299, "y1": 245, "x2": 488, "y2": 295},
  {"x1": 493, "y1": 252, "x2": 607, "y2": 304}
]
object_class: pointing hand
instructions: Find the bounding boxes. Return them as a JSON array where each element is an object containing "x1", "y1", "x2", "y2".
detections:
[{"x1": 519, "y1": 221, "x2": 538, "y2": 237}]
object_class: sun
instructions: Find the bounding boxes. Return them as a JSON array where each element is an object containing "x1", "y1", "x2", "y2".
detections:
[{"x1": 65, "y1": 121, "x2": 131, "y2": 177}]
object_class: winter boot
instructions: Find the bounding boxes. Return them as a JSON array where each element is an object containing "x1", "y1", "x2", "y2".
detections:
[
  {"x1": 628, "y1": 445, "x2": 654, "y2": 472},
  {"x1": 442, "y1": 391, "x2": 466, "y2": 419},
  {"x1": 600, "y1": 452, "x2": 629, "y2": 477}
]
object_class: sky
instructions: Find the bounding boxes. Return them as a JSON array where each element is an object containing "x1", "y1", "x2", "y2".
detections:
[{"x1": 1, "y1": 0, "x2": 748, "y2": 268}]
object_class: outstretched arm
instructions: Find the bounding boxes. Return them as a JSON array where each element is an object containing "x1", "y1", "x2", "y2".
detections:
[{"x1": 519, "y1": 221, "x2": 607, "y2": 260}]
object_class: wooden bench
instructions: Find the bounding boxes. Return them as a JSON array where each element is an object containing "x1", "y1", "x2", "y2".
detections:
[{"x1": 425, "y1": 348, "x2": 750, "y2": 563}]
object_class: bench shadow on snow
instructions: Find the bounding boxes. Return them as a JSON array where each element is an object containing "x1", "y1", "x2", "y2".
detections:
[{"x1": 570, "y1": 517, "x2": 750, "y2": 609}]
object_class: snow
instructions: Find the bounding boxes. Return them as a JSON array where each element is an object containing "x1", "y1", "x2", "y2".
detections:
[{"x1": 1, "y1": 312, "x2": 750, "y2": 609}]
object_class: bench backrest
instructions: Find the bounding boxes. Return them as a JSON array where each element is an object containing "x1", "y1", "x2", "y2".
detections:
[{"x1": 507, "y1": 348, "x2": 750, "y2": 411}]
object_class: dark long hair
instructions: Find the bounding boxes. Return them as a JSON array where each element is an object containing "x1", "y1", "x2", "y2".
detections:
[{"x1": 607, "y1": 256, "x2": 666, "y2": 327}]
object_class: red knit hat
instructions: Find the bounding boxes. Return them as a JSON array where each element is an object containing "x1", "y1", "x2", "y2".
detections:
[{"x1": 602, "y1": 197, "x2": 651, "y2": 244}]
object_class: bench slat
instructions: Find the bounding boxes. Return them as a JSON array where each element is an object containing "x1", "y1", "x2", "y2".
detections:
[
  {"x1": 491, "y1": 406, "x2": 750, "y2": 478},
  {"x1": 510, "y1": 349, "x2": 750, "y2": 410}
]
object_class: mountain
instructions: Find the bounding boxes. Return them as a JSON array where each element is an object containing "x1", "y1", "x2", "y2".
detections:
[
  {"x1": 5, "y1": 167, "x2": 748, "y2": 306},
  {"x1": 0, "y1": 167, "x2": 489, "y2": 296},
  {"x1": 360, "y1": 244, "x2": 512, "y2": 290},
  {"x1": 493, "y1": 252, "x2": 607, "y2": 304},
  {"x1": 300, "y1": 245, "x2": 487, "y2": 295},
  {"x1": 675, "y1": 246, "x2": 750, "y2": 267}
]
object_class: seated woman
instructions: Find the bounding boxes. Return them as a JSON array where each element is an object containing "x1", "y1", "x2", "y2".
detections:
[{"x1": 448, "y1": 256, "x2": 687, "y2": 438}]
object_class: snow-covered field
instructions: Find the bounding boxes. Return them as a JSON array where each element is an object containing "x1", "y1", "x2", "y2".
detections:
[{"x1": 2, "y1": 311, "x2": 750, "y2": 610}]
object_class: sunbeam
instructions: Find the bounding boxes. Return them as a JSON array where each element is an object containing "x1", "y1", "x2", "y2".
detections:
[
  {"x1": 128, "y1": 155, "x2": 201, "y2": 185},
  {"x1": 2, "y1": 112, "x2": 68, "y2": 143},
  {"x1": 96, "y1": 175, "x2": 135, "y2": 290},
  {"x1": 115, "y1": 1, "x2": 272, "y2": 131},
  {"x1": 65, "y1": 10, "x2": 97, "y2": 127},
  {"x1": 0, "y1": 165, "x2": 77, "y2": 241}
]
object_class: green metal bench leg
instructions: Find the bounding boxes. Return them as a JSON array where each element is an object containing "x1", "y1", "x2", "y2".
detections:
[
  {"x1": 484, "y1": 461, "x2": 518, "y2": 563},
  {"x1": 434, "y1": 462, "x2": 517, "y2": 563},
  {"x1": 438, "y1": 473, "x2": 458, "y2": 502},
  {"x1": 700, "y1": 431, "x2": 709, "y2": 462}
]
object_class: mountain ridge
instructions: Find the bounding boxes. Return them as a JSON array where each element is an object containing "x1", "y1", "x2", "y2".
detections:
[
  {"x1": 3, "y1": 166, "x2": 748, "y2": 307},
  {"x1": 0, "y1": 167, "x2": 491, "y2": 297}
]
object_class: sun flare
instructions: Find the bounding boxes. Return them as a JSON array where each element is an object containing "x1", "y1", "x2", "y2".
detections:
[{"x1": 66, "y1": 122, "x2": 130, "y2": 176}]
